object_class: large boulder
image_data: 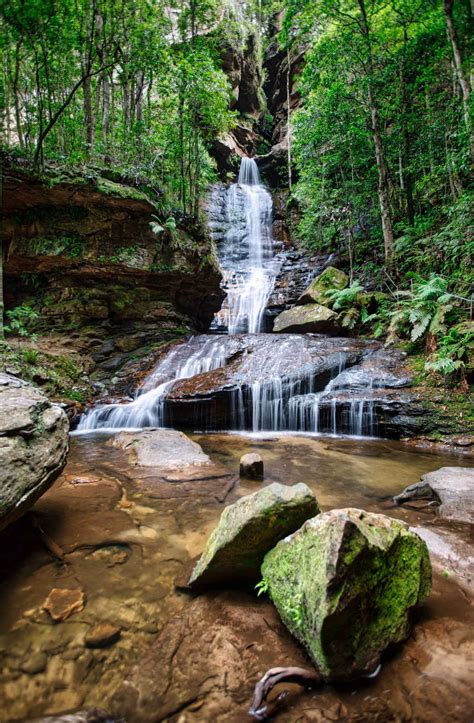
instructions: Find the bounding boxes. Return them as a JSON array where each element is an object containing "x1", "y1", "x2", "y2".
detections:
[
  {"x1": 394, "y1": 467, "x2": 474, "y2": 524},
  {"x1": 261, "y1": 508, "x2": 431, "y2": 681},
  {"x1": 298, "y1": 267, "x2": 348, "y2": 305},
  {"x1": 0, "y1": 373, "x2": 69, "y2": 532},
  {"x1": 273, "y1": 303, "x2": 340, "y2": 334},
  {"x1": 188, "y1": 482, "x2": 320, "y2": 588}
]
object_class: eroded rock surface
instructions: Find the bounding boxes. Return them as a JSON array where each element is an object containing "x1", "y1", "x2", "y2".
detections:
[
  {"x1": 273, "y1": 303, "x2": 340, "y2": 334},
  {"x1": 0, "y1": 373, "x2": 69, "y2": 531},
  {"x1": 111, "y1": 429, "x2": 211, "y2": 469},
  {"x1": 262, "y1": 508, "x2": 431, "y2": 681},
  {"x1": 395, "y1": 467, "x2": 474, "y2": 524},
  {"x1": 188, "y1": 482, "x2": 320, "y2": 588}
]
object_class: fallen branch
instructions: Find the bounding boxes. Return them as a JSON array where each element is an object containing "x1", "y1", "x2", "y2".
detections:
[
  {"x1": 248, "y1": 666, "x2": 321, "y2": 720},
  {"x1": 30, "y1": 513, "x2": 66, "y2": 562}
]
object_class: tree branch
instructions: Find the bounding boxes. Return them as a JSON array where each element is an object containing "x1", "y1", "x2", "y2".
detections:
[{"x1": 248, "y1": 666, "x2": 321, "y2": 721}]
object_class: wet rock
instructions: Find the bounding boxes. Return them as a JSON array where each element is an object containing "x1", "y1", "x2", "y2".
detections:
[
  {"x1": 43, "y1": 588, "x2": 86, "y2": 622},
  {"x1": 394, "y1": 467, "x2": 474, "y2": 524},
  {"x1": 261, "y1": 508, "x2": 431, "y2": 681},
  {"x1": 298, "y1": 266, "x2": 348, "y2": 305},
  {"x1": 84, "y1": 623, "x2": 121, "y2": 648},
  {"x1": 110, "y1": 591, "x2": 310, "y2": 722},
  {"x1": 239, "y1": 452, "x2": 264, "y2": 479},
  {"x1": 0, "y1": 373, "x2": 69, "y2": 532},
  {"x1": 20, "y1": 652, "x2": 48, "y2": 675},
  {"x1": 188, "y1": 482, "x2": 320, "y2": 588},
  {"x1": 26, "y1": 709, "x2": 112, "y2": 722},
  {"x1": 111, "y1": 429, "x2": 210, "y2": 469},
  {"x1": 273, "y1": 303, "x2": 340, "y2": 334}
]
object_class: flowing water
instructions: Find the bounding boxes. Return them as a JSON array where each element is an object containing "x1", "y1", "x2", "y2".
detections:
[
  {"x1": 0, "y1": 433, "x2": 472, "y2": 720},
  {"x1": 78, "y1": 158, "x2": 386, "y2": 437}
]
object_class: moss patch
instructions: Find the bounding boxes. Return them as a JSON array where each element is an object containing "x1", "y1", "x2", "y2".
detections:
[{"x1": 261, "y1": 508, "x2": 431, "y2": 681}]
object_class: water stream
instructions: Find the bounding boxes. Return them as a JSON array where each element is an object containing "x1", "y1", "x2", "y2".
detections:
[{"x1": 78, "y1": 159, "x2": 379, "y2": 436}]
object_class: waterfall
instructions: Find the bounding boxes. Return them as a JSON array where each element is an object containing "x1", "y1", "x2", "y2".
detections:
[
  {"x1": 77, "y1": 157, "x2": 379, "y2": 438},
  {"x1": 77, "y1": 336, "x2": 229, "y2": 431},
  {"x1": 209, "y1": 157, "x2": 278, "y2": 334}
]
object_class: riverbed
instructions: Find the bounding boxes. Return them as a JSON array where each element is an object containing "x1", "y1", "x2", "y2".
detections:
[{"x1": 0, "y1": 433, "x2": 472, "y2": 721}]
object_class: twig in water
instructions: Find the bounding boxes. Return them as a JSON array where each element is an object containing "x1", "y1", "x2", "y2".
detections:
[{"x1": 248, "y1": 666, "x2": 321, "y2": 720}]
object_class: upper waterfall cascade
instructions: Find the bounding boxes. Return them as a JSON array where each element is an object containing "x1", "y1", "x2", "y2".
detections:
[{"x1": 78, "y1": 158, "x2": 379, "y2": 437}]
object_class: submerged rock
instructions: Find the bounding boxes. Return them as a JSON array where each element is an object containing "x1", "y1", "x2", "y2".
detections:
[
  {"x1": 239, "y1": 452, "x2": 264, "y2": 479},
  {"x1": 298, "y1": 266, "x2": 348, "y2": 305},
  {"x1": 273, "y1": 303, "x2": 340, "y2": 334},
  {"x1": 43, "y1": 587, "x2": 86, "y2": 622},
  {"x1": 261, "y1": 508, "x2": 431, "y2": 681},
  {"x1": 84, "y1": 623, "x2": 121, "y2": 649},
  {"x1": 394, "y1": 467, "x2": 474, "y2": 524},
  {"x1": 188, "y1": 482, "x2": 320, "y2": 588},
  {"x1": 111, "y1": 429, "x2": 210, "y2": 469},
  {"x1": 0, "y1": 373, "x2": 69, "y2": 532}
]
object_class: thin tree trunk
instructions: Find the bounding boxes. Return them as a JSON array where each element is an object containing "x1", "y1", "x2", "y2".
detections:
[
  {"x1": 358, "y1": 0, "x2": 395, "y2": 261},
  {"x1": 13, "y1": 41, "x2": 24, "y2": 150},
  {"x1": 369, "y1": 86, "x2": 395, "y2": 261},
  {"x1": 0, "y1": 161, "x2": 4, "y2": 340},
  {"x1": 400, "y1": 56, "x2": 415, "y2": 225},
  {"x1": 83, "y1": 75, "x2": 94, "y2": 151},
  {"x1": 102, "y1": 73, "x2": 110, "y2": 149},
  {"x1": 443, "y1": 0, "x2": 471, "y2": 143},
  {"x1": 286, "y1": 47, "x2": 292, "y2": 191}
]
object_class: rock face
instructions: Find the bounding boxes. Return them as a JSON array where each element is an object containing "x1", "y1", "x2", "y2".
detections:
[
  {"x1": 0, "y1": 373, "x2": 69, "y2": 532},
  {"x1": 111, "y1": 429, "x2": 211, "y2": 469},
  {"x1": 261, "y1": 508, "x2": 432, "y2": 681},
  {"x1": 239, "y1": 453, "x2": 264, "y2": 479},
  {"x1": 188, "y1": 482, "x2": 320, "y2": 588},
  {"x1": 298, "y1": 266, "x2": 348, "y2": 305},
  {"x1": 273, "y1": 303, "x2": 340, "y2": 334},
  {"x1": 2, "y1": 163, "x2": 223, "y2": 394},
  {"x1": 394, "y1": 467, "x2": 474, "y2": 524}
]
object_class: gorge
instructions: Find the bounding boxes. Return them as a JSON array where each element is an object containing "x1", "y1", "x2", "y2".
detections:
[{"x1": 0, "y1": 0, "x2": 473, "y2": 721}]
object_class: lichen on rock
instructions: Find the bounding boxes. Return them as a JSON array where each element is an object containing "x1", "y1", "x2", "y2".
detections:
[
  {"x1": 261, "y1": 507, "x2": 431, "y2": 681},
  {"x1": 298, "y1": 267, "x2": 348, "y2": 306},
  {"x1": 188, "y1": 482, "x2": 320, "y2": 589}
]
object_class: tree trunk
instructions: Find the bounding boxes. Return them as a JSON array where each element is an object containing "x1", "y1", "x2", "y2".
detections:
[
  {"x1": 443, "y1": 0, "x2": 472, "y2": 144},
  {"x1": 83, "y1": 75, "x2": 94, "y2": 151},
  {"x1": 0, "y1": 162, "x2": 4, "y2": 340},
  {"x1": 286, "y1": 47, "x2": 292, "y2": 191},
  {"x1": 358, "y1": 0, "x2": 395, "y2": 261},
  {"x1": 369, "y1": 86, "x2": 395, "y2": 261},
  {"x1": 13, "y1": 41, "x2": 24, "y2": 150},
  {"x1": 102, "y1": 73, "x2": 110, "y2": 149},
  {"x1": 400, "y1": 59, "x2": 415, "y2": 225}
]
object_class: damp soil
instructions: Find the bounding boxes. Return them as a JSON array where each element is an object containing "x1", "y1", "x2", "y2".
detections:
[{"x1": 0, "y1": 432, "x2": 472, "y2": 721}]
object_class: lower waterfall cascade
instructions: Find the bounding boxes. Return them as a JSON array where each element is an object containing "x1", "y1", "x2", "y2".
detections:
[{"x1": 77, "y1": 158, "x2": 383, "y2": 437}]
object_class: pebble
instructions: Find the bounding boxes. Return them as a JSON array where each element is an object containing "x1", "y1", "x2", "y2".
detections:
[
  {"x1": 84, "y1": 623, "x2": 121, "y2": 648},
  {"x1": 20, "y1": 652, "x2": 47, "y2": 675}
]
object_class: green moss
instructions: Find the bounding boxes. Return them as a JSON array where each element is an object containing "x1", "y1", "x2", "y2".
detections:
[
  {"x1": 95, "y1": 177, "x2": 151, "y2": 203},
  {"x1": 262, "y1": 509, "x2": 431, "y2": 681}
]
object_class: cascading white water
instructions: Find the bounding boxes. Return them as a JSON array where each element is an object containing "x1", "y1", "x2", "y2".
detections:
[
  {"x1": 78, "y1": 157, "x2": 278, "y2": 432},
  {"x1": 77, "y1": 336, "x2": 229, "y2": 431},
  {"x1": 210, "y1": 157, "x2": 278, "y2": 333},
  {"x1": 77, "y1": 157, "x2": 379, "y2": 437}
]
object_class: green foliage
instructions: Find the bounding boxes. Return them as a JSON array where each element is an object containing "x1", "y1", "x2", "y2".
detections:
[
  {"x1": 324, "y1": 281, "x2": 365, "y2": 310},
  {"x1": 4, "y1": 305, "x2": 39, "y2": 338},
  {"x1": 0, "y1": 0, "x2": 235, "y2": 216},
  {"x1": 425, "y1": 328, "x2": 474, "y2": 379},
  {"x1": 386, "y1": 275, "x2": 457, "y2": 346},
  {"x1": 255, "y1": 578, "x2": 269, "y2": 596},
  {"x1": 286, "y1": 0, "x2": 471, "y2": 277}
]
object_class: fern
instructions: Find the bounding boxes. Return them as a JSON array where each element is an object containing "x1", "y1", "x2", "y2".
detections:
[{"x1": 324, "y1": 281, "x2": 364, "y2": 310}]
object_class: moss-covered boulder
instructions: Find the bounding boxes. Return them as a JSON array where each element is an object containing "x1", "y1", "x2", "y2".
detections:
[
  {"x1": 188, "y1": 482, "x2": 320, "y2": 589},
  {"x1": 298, "y1": 267, "x2": 348, "y2": 305},
  {"x1": 273, "y1": 304, "x2": 340, "y2": 334},
  {"x1": 261, "y1": 508, "x2": 431, "y2": 681}
]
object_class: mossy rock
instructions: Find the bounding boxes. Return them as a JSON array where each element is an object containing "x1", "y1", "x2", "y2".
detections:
[
  {"x1": 273, "y1": 304, "x2": 340, "y2": 334},
  {"x1": 188, "y1": 482, "x2": 320, "y2": 589},
  {"x1": 298, "y1": 267, "x2": 348, "y2": 305},
  {"x1": 261, "y1": 508, "x2": 431, "y2": 681}
]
